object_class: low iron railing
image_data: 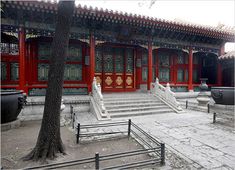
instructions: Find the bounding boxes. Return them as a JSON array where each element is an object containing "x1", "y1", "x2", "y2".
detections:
[
  {"x1": 75, "y1": 119, "x2": 164, "y2": 169},
  {"x1": 76, "y1": 120, "x2": 129, "y2": 144},
  {"x1": 185, "y1": 100, "x2": 210, "y2": 113},
  {"x1": 25, "y1": 120, "x2": 165, "y2": 170}
]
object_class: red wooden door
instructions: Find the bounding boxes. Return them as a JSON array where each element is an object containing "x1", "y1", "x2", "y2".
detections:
[
  {"x1": 95, "y1": 46, "x2": 135, "y2": 92},
  {"x1": 114, "y1": 48, "x2": 125, "y2": 90},
  {"x1": 103, "y1": 48, "x2": 114, "y2": 90},
  {"x1": 125, "y1": 48, "x2": 134, "y2": 89},
  {"x1": 94, "y1": 46, "x2": 102, "y2": 86}
]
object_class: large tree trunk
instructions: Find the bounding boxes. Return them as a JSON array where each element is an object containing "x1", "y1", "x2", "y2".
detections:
[{"x1": 24, "y1": 1, "x2": 75, "y2": 161}]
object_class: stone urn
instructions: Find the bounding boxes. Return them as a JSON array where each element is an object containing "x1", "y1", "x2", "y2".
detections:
[
  {"x1": 197, "y1": 78, "x2": 210, "y2": 106},
  {"x1": 211, "y1": 87, "x2": 235, "y2": 105},
  {"x1": 1, "y1": 90, "x2": 27, "y2": 124},
  {"x1": 199, "y1": 78, "x2": 208, "y2": 91}
]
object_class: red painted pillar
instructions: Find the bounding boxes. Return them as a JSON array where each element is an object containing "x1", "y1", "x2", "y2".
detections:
[
  {"x1": 147, "y1": 41, "x2": 153, "y2": 90},
  {"x1": 19, "y1": 27, "x2": 27, "y2": 93},
  {"x1": 188, "y1": 48, "x2": 193, "y2": 91},
  {"x1": 155, "y1": 49, "x2": 159, "y2": 79},
  {"x1": 89, "y1": 32, "x2": 95, "y2": 92}
]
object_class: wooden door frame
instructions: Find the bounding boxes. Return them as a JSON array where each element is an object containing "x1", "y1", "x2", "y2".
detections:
[{"x1": 97, "y1": 44, "x2": 136, "y2": 92}]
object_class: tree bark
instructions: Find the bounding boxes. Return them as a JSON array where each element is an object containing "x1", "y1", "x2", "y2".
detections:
[{"x1": 24, "y1": 0, "x2": 75, "y2": 161}]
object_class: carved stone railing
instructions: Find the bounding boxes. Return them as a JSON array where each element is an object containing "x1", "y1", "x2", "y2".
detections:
[
  {"x1": 150, "y1": 78, "x2": 184, "y2": 113},
  {"x1": 91, "y1": 78, "x2": 109, "y2": 120}
]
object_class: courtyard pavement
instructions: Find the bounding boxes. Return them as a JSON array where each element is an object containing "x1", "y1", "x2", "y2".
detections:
[{"x1": 75, "y1": 109, "x2": 235, "y2": 169}]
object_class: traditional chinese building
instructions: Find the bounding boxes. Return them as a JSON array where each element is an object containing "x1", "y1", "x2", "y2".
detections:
[{"x1": 1, "y1": 1, "x2": 235, "y2": 96}]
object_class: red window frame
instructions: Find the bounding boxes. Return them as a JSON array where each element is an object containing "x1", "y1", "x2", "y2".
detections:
[
  {"x1": 31, "y1": 38, "x2": 88, "y2": 85},
  {"x1": 1, "y1": 42, "x2": 19, "y2": 85}
]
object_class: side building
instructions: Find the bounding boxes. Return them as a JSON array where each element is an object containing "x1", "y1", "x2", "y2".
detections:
[{"x1": 1, "y1": 1, "x2": 235, "y2": 96}]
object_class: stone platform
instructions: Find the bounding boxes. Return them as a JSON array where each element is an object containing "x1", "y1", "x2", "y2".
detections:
[
  {"x1": 1, "y1": 119, "x2": 21, "y2": 131},
  {"x1": 19, "y1": 95, "x2": 90, "y2": 121}
]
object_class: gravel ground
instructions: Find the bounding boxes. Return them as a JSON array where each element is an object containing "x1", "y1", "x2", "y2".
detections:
[{"x1": 1, "y1": 120, "x2": 155, "y2": 169}]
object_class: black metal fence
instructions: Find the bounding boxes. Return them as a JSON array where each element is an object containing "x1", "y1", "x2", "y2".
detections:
[
  {"x1": 185, "y1": 100, "x2": 210, "y2": 113},
  {"x1": 76, "y1": 120, "x2": 130, "y2": 144},
  {"x1": 25, "y1": 119, "x2": 165, "y2": 170}
]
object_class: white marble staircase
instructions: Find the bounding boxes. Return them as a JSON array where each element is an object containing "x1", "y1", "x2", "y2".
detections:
[{"x1": 103, "y1": 92, "x2": 175, "y2": 118}]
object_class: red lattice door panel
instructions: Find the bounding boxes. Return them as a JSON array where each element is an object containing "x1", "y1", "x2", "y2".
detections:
[{"x1": 125, "y1": 48, "x2": 134, "y2": 89}]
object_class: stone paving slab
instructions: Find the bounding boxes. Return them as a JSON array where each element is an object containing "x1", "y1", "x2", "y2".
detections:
[{"x1": 74, "y1": 109, "x2": 235, "y2": 169}]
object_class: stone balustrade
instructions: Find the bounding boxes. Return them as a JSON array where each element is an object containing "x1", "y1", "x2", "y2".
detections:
[
  {"x1": 91, "y1": 77, "x2": 109, "y2": 119},
  {"x1": 150, "y1": 78, "x2": 184, "y2": 113}
]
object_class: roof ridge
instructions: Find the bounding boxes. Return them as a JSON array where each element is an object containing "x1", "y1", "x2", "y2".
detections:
[
  {"x1": 4, "y1": 0, "x2": 235, "y2": 38},
  {"x1": 74, "y1": 3, "x2": 235, "y2": 35},
  {"x1": 219, "y1": 51, "x2": 235, "y2": 60}
]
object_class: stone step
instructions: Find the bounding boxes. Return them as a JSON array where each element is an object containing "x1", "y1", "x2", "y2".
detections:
[
  {"x1": 104, "y1": 99, "x2": 161, "y2": 105},
  {"x1": 103, "y1": 92, "x2": 148, "y2": 97},
  {"x1": 103, "y1": 96, "x2": 155, "y2": 101},
  {"x1": 107, "y1": 105, "x2": 170, "y2": 113},
  {"x1": 104, "y1": 96, "x2": 159, "y2": 101},
  {"x1": 110, "y1": 108, "x2": 174, "y2": 118},
  {"x1": 104, "y1": 93, "x2": 150, "y2": 96},
  {"x1": 102, "y1": 92, "x2": 175, "y2": 118},
  {"x1": 105, "y1": 102, "x2": 163, "y2": 109}
]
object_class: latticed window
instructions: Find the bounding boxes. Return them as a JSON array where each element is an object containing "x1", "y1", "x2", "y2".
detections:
[
  {"x1": 142, "y1": 67, "x2": 148, "y2": 82},
  {"x1": 38, "y1": 43, "x2": 51, "y2": 60},
  {"x1": 38, "y1": 63, "x2": 49, "y2": 81},
  {"x1": 152, "y1": 67, "x2": 156, "y2": 82},
  {"x1": 159, "y1": 68, "x2": 170, "y2": 82},
  {"x1": 67, "y1": 44, "x2": 82, "y2": 62},
  {"x1": 185, "y1": 70, "x2": 188, "y2": 82},
  {"x1": 176, "y1": 51, "x2": 188, "y2": 83},
  {"x1": 38, "y1": 42, "x2": 83, "y2": 61},
  {"x1": 178, "y1": 55, "x2": 184, "y2": 64},
  {"x1": 37, "y1": 42, "x2": 83, "y2": 81},
  {"x1": 115, "y1": 48, "x2": 124, "y2": 73},
  {"x1": 9, "y1": 44, "x2": 19, "y2": 55},
  {"x1": 192, "y1": 53, "x2": 201, "y2": 83},
  {"x1": 193, "y1": 55, "x2": 199, "y2": 64},
  {"x1": 38, "y1": 63, "x2": 83, "y2": 81},
  {"x1": 152, "y1": 52, "x2": 156, "y2": 66},
  {"x1": 10, "y1": 63, "x2": 19, "y2": 81},
  {"x1": 1, "y1": 41, "x2": 19, "y2": 83},
  {"x1": 1, "y1": 43, "x2": 19, "y2": 55},
  {"x1": 152, "y1": 50, "x2": 157, "y2": 82},
  {"x1": 103, "y1": 47, "x2": 113, "y2": 73},
  {"x1": 177, "y1": 68, "x2": 189, "y2": 82},
  {"x1": 141, "y1": 50, "x2": 148, "y2": 82},
  {"x1": 1, "y1": 43, "x2": 9, "y2": 54},
  {"x1": 64, "y1": 64, "x2": 82, "y2": 81},
  {"x1": 1, "y1": 62, "x2": 7, "y2": 80},
  {"x1": 193, "y1": 69, "x2": 199, "y2": 83},
  {"x1": 95, "y1": 47, "x2": 102, "y2": 73},
  {"x1": 159, "y1": 52, "x2": 170, "y2": 67},
  {"x1": 142, "y1": 51, "x2": 148, "y2": 65},
  {"x1": 126, "y1": 48, "x2": 133, "y2": 74},
  {"x1": 158, "y1": 51, "x2": 170, "y2": 82},
  {"x1": 177, "y1": 51, "x2": 188, "y2": 64},
  {"x1": 177, "y1": 69, "x2": 184, "y2": 82}
]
